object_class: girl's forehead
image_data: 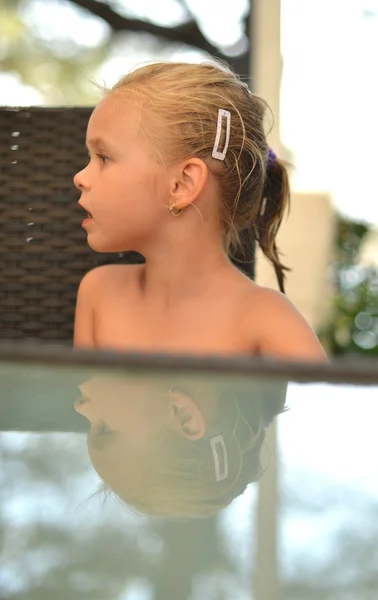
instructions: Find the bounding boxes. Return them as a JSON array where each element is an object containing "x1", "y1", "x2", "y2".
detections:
[{"x1": 88, "y1": 94, "x2": 143, "y2": 139}]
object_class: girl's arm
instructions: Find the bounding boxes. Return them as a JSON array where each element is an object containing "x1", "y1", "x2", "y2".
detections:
[{"x1": 73, "y1": 269, "x2": 98, "y2": 348}]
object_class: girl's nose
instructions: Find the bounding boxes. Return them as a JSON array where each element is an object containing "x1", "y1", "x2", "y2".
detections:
[
  {"x1": 73, "y1": 167, "x2": 89, "y2": 191},
  {"x1": 74, "y1": 396, "x2": 93, "y2": 419}
]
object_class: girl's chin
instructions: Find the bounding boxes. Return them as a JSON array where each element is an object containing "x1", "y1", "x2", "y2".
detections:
[{"x1": 86, "y1": 234, "x2": 128, "y2": 255}]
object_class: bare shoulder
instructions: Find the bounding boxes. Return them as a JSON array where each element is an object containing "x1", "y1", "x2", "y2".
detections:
[
  {"x1": 74, "y1": 264, "x2": 142, "y2": 348},
  {"x1": 244, "y1": 285, "x2": 328, "y2": 362},
  {"x1": 78, "y1": 263, "x2": 142, "y2": 291}
]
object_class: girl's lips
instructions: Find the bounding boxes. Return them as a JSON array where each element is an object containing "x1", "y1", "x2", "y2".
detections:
[
  {"x1": 79, "y1": 205, "x2": 93, "y2": 227},
  {"x1": 78, "y1": 202, "x2": 92, "y2": 218},
  {"x1": 82, "y1": 216, "x2": 93, "y2": 228}
]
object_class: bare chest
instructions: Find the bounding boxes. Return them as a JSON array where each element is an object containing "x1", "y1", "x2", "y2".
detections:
[{"x1": 93, "y1": 291, "x2": 255, "y2": 355}]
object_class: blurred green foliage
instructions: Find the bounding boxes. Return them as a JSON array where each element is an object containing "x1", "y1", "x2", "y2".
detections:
[
  {"x1": 319, "y1": 217, "x2": 378, "y2": 356},
  {"x1": 0, "y1": 0, "x2": 111, "y2": 104}
]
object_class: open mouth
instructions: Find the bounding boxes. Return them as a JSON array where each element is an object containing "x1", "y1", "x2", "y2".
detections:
[
  {"x1": 81, "y1": 211, "x2": 93, "y2": 227},
  {"x1": 79, "y1": 202, "x2": 93, "y2": 225}
]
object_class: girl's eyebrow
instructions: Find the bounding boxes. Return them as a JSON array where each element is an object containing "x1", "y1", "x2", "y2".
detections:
[
  {"x1": 88, "y1": 429, "x2": 118, "y2": 452},
  {"x1": 86, "y1": 137, "x2": 110, "y2": 150}
]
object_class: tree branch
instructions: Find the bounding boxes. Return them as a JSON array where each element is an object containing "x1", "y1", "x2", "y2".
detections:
[{"x1": 67, "y1": 0, "x2": 219, "y2": 56}]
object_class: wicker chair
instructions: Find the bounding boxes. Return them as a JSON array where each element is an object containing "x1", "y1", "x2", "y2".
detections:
[
  {"x1": 0, "y1": 107, "x2": 255, "y2": 344},
  {"x1": 0, "y1": 107, "x2": 144, "y2": 344}
]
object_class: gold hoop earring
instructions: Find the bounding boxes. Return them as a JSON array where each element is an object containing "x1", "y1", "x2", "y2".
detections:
[{"x1": 168, "y1": 202, "x2": 182, "y2": 216}]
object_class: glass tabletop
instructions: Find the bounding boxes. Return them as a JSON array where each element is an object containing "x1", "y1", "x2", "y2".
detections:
[{"x1": 1, "y1": 344, "x2": 377, "y2": 600}]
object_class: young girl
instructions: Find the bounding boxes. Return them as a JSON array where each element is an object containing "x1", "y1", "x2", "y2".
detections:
[
  {"x1": 73, "y1": 60, "x2": 325, "y2": 361},
  {"x1": 73, "y1": 61, "x2": 326, "y2": 516}
]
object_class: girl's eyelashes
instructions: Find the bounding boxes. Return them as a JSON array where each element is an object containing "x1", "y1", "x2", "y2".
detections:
[
  {"x1": 96, "y1": 421, "x2": 113, "y2": 436},
  {"x1": 88, "y1": 422, "x2": 115, "y2": 451},
  {"x1": 86, "y1": 151, "x2": 110, "y2": 165},
  {"x1": 96, "y1": 154, "x2": 110, "y2": 165}
]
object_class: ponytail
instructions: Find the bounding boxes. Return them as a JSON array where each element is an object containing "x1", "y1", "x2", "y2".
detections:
[{"x1": 253, "y1": 158, "x2": 291, "y2": 294}]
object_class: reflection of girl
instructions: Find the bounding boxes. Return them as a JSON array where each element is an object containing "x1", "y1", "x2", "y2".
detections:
[
  {"x1": 75, "y1": 376, "x2": 286, "y2": 517},
  {"x1": 73, "y1": 61, "x2": 326, "y2": 362}
]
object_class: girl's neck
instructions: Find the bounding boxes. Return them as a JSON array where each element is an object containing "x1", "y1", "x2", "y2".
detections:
[{"x1": 138, "y1": 229, "x2": 233, "y2": 309}]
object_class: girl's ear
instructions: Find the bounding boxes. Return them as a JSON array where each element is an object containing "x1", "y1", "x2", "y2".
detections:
[
  {"x1": 168, "y1": 158, "x2": 208, "y2": 211},
  {"x1": 168, "y1": 387, "x2": 206, "y2": 440}
]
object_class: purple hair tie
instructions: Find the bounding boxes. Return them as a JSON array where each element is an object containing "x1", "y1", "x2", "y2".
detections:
[{"x1": 267, "y1": 148, "x2": 277, "y2": 168}]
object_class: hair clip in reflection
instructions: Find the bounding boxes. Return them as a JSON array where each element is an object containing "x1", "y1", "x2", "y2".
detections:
[
  {"x1": 212, "y1": 109, "x2": 231, "y2": 161},
  {"x1": 210, "y1": 434, "x2": 229, "y2": 482}
]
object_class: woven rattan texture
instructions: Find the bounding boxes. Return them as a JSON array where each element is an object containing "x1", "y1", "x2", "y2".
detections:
[{"x1": 0, "y1": 107, "x2": 143, "y2": 343}]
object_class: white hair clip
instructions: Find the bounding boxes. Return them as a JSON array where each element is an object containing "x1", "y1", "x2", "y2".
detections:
[
  {"x1": 210, "y1": 434, "x2": 229, "y2": 482},
  {"x1": 212, "y1": 109, "x2": 231, "y2": 161}
]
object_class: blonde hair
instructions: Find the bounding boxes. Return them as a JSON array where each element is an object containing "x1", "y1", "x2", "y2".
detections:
[
  {"x1": 100, "y1": 383, "x2": 287, "y2": 518},
  {"x1": 110, "y1": 61, "x2": 291, "y2": 292}
]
